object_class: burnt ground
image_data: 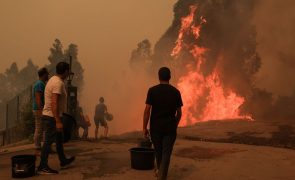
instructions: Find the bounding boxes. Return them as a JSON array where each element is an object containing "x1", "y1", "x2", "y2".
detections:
[
  {"x1": 177, "y1": 120, "x2": 295, "y2": 149},
  {"x1": 175, "y1": 145, "x2": 246, "y2": 159},
  {"x1": 182, "y1": 125, "x2": 295, "y2": 149}
]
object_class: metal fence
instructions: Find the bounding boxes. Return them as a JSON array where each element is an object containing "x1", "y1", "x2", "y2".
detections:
[{"x1": 0, "y1": 86, "x2": 32, "y2": 146}]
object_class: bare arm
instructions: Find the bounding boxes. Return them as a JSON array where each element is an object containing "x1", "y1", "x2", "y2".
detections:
[
  {"x1": 143, "y1": 104, "x2": 151, "y2": 137},
  {"x1": 176, "y1": 107, "x2": 182, "y2": 126},
  {"x1": 51, "y1": 93, "x2": 63, "y2": 130},
  {"x1": 35, "y1": 91, "x2": 42, "y2": 109}
]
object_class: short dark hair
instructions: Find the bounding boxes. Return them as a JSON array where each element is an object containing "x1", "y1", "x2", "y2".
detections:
[
  {"x1": 158, "y1": 67, "x2": 171, "y2": 81},
  {"x1": 38, "y1": 67, "x2": 48, "y2": 77},
  {"x1": 99, "y1": 97, "x2": 104, "y2": 103},
  {"x1": 56, "y1": 62, "x2": 70, "y2": 75}
]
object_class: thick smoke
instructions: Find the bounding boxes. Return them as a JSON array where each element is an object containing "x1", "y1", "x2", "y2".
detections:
[
  {"x1": 81, "y1": 66, "x2": 156, "y2": 136},
  {"x1": 254, "y1": 0, "x2": 295, "y2": 97},
  {"x1": 252, "y1": 0, "x2": 295, "y2": 121}
]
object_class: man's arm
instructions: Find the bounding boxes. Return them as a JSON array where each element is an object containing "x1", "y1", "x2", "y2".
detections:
[
  {"x1": 143, "y1": 104, "x2": 151, "y2": 137},
  {"x1": 176, "y1": 107, "x2": 182, "y2": 126},
  {"x1": 105, "y1": 105, "x2": 108, "y2": 113},
  {"x1": 52, "y1": 93, "x2": 63, "y2": 131}
]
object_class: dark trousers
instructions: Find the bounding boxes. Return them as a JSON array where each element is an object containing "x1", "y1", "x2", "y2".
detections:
[
  {"x1": 39, "y1": 116, "x2": 66, "y2": 168},
  {"x1": 150, "y1": 131, "x2": 177, "y2": 180}
]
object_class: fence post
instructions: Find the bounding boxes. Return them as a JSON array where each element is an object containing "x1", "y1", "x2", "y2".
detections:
[
  {"x1": 5, "y1": 103, "x2": 8, "y2": 145},
  {"x1": 17, "y1": 96, "x2": 20, "y2": 122}
]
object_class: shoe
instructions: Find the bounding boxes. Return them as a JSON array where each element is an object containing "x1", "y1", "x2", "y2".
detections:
[
  {"x1": 60, "y1": 156, "x2": 75, "y2": 169},
  {"x1": 154, "y1": 168, "x2": 159, "y2": 177},
  {"x1": 37, "y1": 166, "x2": 59, "y2": 175}
]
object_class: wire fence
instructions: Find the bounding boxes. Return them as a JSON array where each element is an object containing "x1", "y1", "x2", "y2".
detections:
[{"x1": 0, "y1": 86, "x2": 32, "y2": 146}]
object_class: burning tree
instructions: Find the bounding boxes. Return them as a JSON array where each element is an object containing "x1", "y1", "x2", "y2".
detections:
[{"x1": 132, "y1": 0, "x2": 265, "y2": 126}]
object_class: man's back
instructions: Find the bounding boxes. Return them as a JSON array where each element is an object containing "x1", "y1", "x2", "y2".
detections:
[
  {"x1": 94, "y1": 103, "x2": 106, "y2": 118},
  {"x1": 146, "y1": 84, "x2": 183, "y2": 132},
  {"x1": 143, "y1": 67, "x2": 183, "y2": 180},
  {"x1": 43, "y1": 76, "x2": 67, "y2": 117}
]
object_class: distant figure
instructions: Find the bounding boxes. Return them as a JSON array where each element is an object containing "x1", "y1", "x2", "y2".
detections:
[
  {"x1": 37, "y1": 62, "x2": 75, "y2": 175},
  {"x1": 143, "y1": 67, "x2": 183, "y2": 180},
  {"x1": 32, "y1": 68, "x2": 49, "y2": 154},
  {"x1": 76, "y1": 105, "x2": 90, "y2": 139},
  {"x1": 94, "y1": 97, "x2": 108, "y2": 139},
  {"x1": 83, "y1": 114, "x2": 91, "y2": 138}
]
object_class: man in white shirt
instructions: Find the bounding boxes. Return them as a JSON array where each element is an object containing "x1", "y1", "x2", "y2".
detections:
[{"x1": 37, "y1": 62, "x2": 75, "y2": 175}]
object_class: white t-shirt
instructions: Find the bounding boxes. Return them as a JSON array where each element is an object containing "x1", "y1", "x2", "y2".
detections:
[{"x1": 43, "y1": 75, "x2": 67, "y2": 117}]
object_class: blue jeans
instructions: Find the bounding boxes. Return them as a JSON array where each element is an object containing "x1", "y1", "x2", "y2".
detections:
[
  {"x1": 150, "y1": 131, "x2": 177, "y2": 180},
  {"x1": 39, "y1": 116, "x2": 67, "y2": 168}
]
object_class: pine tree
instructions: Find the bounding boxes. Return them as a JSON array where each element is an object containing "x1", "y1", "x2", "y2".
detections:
[
  {"x1": 47, "y1": 39, "x2": 64, "y2": 73},
  {"x1": 129, "y1": 39, "x2": 152, "y2": 70}
]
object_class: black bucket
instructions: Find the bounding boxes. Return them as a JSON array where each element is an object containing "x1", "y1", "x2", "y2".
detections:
[
  {"x1": 11, "y1": 155, "x2": 36, "y2": 178},
  {"x1": 62, "y1": 113, "x2": 76, "y2": 143},
  {"x1": 129, "y1": 147, "x2": 155, "y2": 170}
]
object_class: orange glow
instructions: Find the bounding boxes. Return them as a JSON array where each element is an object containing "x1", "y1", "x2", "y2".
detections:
[{"x1": 171, "y1": 5, "x2": 252, "y2": 126}]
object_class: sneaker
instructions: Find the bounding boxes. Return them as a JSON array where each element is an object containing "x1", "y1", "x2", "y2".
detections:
[
  {"x1": 154, "y1": 168, "x2": 159, "y2": 177},
  {"x1": 60, "y1": 156, "x2": 75, "y2": 169},
  {"x1": 37, "y1": 166, "x2": 59, "y2": 175}
]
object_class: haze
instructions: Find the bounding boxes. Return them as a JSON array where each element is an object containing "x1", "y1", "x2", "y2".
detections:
[{"x1": 0, "y1": 0, "x2": 176, "y2": 135}]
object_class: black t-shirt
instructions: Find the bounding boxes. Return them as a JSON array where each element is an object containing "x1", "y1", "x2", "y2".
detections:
[{"x1": 145, "y1": 84, "x2": 183, "y2": 132}]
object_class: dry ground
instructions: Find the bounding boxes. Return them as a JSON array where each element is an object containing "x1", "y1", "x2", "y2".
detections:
[{"x1": 1, "y1": 120, "x2": 295, "y2": 180}]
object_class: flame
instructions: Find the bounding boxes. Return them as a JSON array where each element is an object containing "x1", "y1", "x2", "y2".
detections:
[
  {"x1": 171, "y1": 5, "x2": 252, "y2": 126},
  {"x1": 171, "y1": 6, "x2": 197, "y2": 58}
]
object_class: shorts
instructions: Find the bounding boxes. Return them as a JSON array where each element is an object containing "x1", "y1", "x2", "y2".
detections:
[{"x1": 94, "y1": 117, "x2": 107, "y2": 127}]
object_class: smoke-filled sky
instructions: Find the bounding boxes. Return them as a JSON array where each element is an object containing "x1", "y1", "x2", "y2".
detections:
[
  {"x1": 254, "y1": 0, "x2": 295, "y2": 96},
  {"x1": 0, "y1": 0, "x2": 176, "y2": 71}
]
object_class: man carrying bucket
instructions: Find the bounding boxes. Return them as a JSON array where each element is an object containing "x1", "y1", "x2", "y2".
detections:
[
  {"x1": 143, "y1": 67, "x2": 183, "y2": 180},
  {"x1": 37, "y1": 62, "x2": 75, "y2": 175}
]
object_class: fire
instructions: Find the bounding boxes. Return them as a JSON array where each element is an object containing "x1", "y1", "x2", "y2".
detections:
[
  {"x1": 171, "y1": 5, "x2": 252, "y2": 126},
  {"x1": 171, "y1": 6, "x2": 197, "y2": 58}
]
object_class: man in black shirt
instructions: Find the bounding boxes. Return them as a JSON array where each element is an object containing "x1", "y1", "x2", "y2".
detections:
[{"x1": 143, "y1": 67, "x2": 183, "y2": 180}]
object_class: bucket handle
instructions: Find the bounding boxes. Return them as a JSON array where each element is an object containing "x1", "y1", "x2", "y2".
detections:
[{"x1": 14, "y1": 163, "x2": 35, "y2": 173}]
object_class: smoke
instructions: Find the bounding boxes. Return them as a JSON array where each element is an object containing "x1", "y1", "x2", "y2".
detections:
[
  {"x1": 80, "y1": 62, "x2": 157, "y2": 136},
  {"x1": 254, "y1": 0, "x2": 295, "y2": 96}
]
